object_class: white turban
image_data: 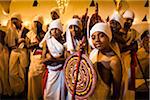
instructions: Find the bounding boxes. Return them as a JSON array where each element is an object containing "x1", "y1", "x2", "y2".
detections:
[
  {"x1": 46, "y1": 19, "x2": 64, "y2": 58},
  {"x1": 50, "y1": 7, "x2": 60, "y2": 17},
  {"x1": 33, "y1": 15, "x2": 44, "y2": 24},
  {"x1": 65, "y1": 18, "x2": 82, "y2": 53},
  {"x1": 110, "y1": 10, "x2": 124, "y2": 28},
  {"x1": 123, "y1": 10, "x2": 135, "y2": 19},
  {"x1": 89, "y1": 23, "x2": 112, "y2": 64},
  {"x1": 11, "y1": 12, "x2": 22, "y2": 22},
  {"x1": 48, "y1": 19, "x2": 63, "y2": 32},
  {"x1": 67, "y1": 18, "x2": 82, "y2": 30},
  {"x1": 89, "y1": 22, "x2": 112, "y2": 48},
  {"x1": 39, "y1": 19, "x2": 63, "y2": 47}
]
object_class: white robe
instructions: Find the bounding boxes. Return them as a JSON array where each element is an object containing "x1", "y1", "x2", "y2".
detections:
[
  {"x1": 44, "y1": 65, "x2": 65, "y2": 100},
  {"x1": 27, "y1": 30, "x2": 44, "y2": 100},
  {"x1": 8, "y1": 26, "x2": 29, "y2": 95},
  {"x1": 43, "y1": 37, "x2": 65, "y2": 100},
  {"x1": 28, "y1": 49, "x2": 44, "y2": 100}
]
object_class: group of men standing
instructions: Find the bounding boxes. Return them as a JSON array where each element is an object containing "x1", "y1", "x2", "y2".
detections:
[{"x1": 0, "y1": 6, "x2": 149, "y2": 100}]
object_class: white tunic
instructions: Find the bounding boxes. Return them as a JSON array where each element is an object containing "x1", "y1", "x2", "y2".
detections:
[
  {"x1": 43, "y1": 37, "x2": 65, "y2": 100},
  {"x1": 44, "y1": 65, "x2": 65, "y2": 100}
]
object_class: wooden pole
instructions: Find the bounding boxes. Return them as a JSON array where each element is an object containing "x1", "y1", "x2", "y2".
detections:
[{"x1": 72, "y1": 37, "x2": 86, "y2": 100}]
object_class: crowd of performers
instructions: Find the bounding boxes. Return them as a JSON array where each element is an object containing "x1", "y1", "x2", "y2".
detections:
[{"x1": 0, "y1": 6, "x2": 149, "y2": 100}]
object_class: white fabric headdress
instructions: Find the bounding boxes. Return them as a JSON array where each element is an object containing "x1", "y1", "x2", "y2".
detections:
[
  {"x1": 27, "y1": 15, "x2": 44, "y2": 43},
  {"x1": 48, "y1": 19, "x2": 63, "y2": 32},
  {"x1": 65, "y1": 18, "x2": 82, "y2": 54},
  {"x1": 89, "y1": 22, "x2": 112, "y2": 48},
  {"x1": 110, "y1": 10, "x2": 124, "y2": 28},
  {"x1": 50, "y1": 7, "x2": 60, "y2": 17},
  {"x1": 39, "y1": 19, "x2": 62, "y2": 47},
  {"x1": 40, "y1": 19, "x2": 64, "y2": 58},
  {"x1": 89, "y1": 22, "x2": 112, "y2": 63},
  {"x1": 123, "y1": 10, "x2": 135, "y2": 19},
  {"x1": 67, "y1": 18, "x2": 82, "y2": 30}
]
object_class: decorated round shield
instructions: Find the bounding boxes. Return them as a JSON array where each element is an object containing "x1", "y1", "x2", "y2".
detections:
[{"x1": 63, "y1": 52, "x2": 97, "y2": 99}]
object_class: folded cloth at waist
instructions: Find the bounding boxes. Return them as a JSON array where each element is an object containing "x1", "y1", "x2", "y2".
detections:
[
  {"x1": 47, "y1": 64, "x2": 63, "y2": 71},
  {"x1": 44, "y1": 60, "x2": 64, "y2": 66}
]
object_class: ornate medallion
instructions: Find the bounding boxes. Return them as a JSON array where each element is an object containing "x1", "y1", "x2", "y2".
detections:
[{"x1": 64, "y1": 53, "x2": 97, "y2": 99}]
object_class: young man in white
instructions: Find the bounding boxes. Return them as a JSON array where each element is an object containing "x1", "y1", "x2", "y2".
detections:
[
  {"x1": 7, "y1": 13, "x2": 29, "y2": 95},
  {"x1": 27, "y1": 15, "x2": 45, "y2": 100},
  {"x1": 41, "y1": 19, "x2": 66, "y2": 100}
]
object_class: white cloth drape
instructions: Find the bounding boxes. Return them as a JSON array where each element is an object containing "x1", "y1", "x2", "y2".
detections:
[
  {"x1": 43, "y1": 19, "x2": 65, "y2": 99},
  {"x1": 46, "y1": 36, "x2": 64, "y2": 58},
  {"x1": 65, "y1": 18, "x2": 82, "y2": 54},
  {"x1": 44, "y1": 37, "x2": 65, "y2": 100},
  {"x1": 44, "y1": 67, "x2": 65, "y2": 100}
]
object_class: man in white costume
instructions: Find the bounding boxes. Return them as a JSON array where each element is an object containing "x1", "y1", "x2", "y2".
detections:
[
  {"x1": 122, "y1": 9, "x2": 140, "y2": 90},
  {"x1": 6, "y1": 13, "x2": 29, "y2": 95},
  {"x1": 122, "y1": 9, "x2": 140, "y2": 47},
  {"x1": 64, "y1": 18, "x2": 83, "y2": 55},
  {"x1": 39, "y1": 7, "x2": 60, "y2": 47},
  {"x1": 109, "y1": 10, "x2": 125, "y2": 44},
  {"x1": 109, "y1": 11, "x2": 131, "y2": 99},
  {"x1": 27, "y1": 15, "x2": 45, "y2": 100},
  {"x1": 50, "y1": 7, "x2": 60, "y2": 20},
  {"x1": 64, "y1": 18, "x2": 84, "y2": 100},
  {"x1": 120, "y1": 9, "x2": 140, "y2": 99},
  {"x1": 41, "y1": 19, "x2": 66, "y2": 100}
]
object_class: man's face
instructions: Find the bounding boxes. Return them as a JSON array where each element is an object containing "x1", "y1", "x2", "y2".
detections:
[
  {"x1": 50, "y1": 28, "x2": 62, "y2": 40},
  {"x1": 91, "y1": 31, "x2": 110, "y2": 51},
  {"x1": 124, "y1": 18, "x2": 133, "y2": 30},
  {"x1": 69, "y1": 25, "x2": 81, "y2": 40},
  {"x1": 51, "y1": 11, "x2": 60, "y2": 20},
  {"x1": 109, "y1": 20, "x2": 121, "y2": 34}
]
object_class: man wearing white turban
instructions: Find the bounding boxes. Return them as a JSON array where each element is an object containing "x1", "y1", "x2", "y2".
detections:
[
  {"x1": 64, "y1": 18, "x2": 83, "y2": 55},
  {"x1": 118, "y1": 9, "x2": 140, "y2": 100},
  {"x1": 27, "y1": 15, "x2": 45, "y2": 100},
  {"x1": 39, "y1": 7, "x2": 61, "y2": 48},
  {"x1": 86, "y1": 4, "x2": 103, "y2": 54},
  {"x1": 50, "y1": 7, "x2": 60, "y2": 20},
  {"x1": 88, "y1": 22, "x2": 122, "y2": 100},
  {"x1": 121, "y1": 9, "x2": 140, "y2": 50},
  {"x1": 109, "y1": 10, "x2": 126, "y2": 44},
  {"x1": 63, "y1": 18, "x2": 84, "y2": 100},
  {"x1": 41, "y1": 19, "x2": 66, "y2": 100},
  {"x1": 7, "y1": 13, "x2": 30, "y2": 95}
]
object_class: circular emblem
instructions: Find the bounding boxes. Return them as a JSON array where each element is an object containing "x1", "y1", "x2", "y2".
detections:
[{"x1": 63, "y1": 53, "x2": 97, "y2": 99}]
